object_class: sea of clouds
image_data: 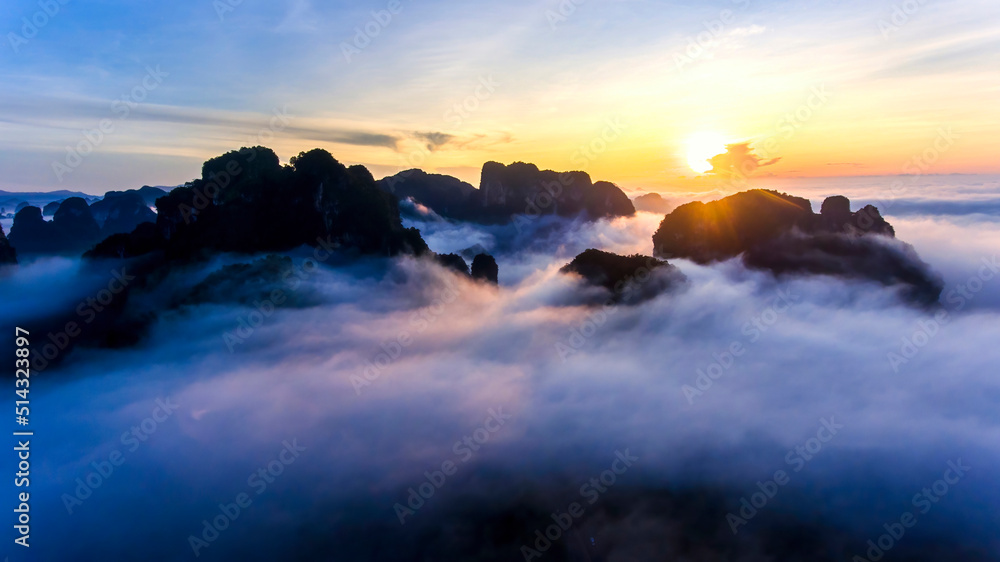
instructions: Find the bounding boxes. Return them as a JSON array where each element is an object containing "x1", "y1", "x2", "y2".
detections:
[{"x1": 4, "y1": 177, "x2": 1000, "y2": 561}]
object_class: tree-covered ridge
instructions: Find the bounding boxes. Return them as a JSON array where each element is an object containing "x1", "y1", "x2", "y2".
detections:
[{"x1": 89, "y1": 146, "x2": 428, "y2": 261}]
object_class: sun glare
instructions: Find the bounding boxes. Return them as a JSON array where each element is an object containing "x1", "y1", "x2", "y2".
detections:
[{"x1": 685, "y1": 132, "x2": 728, "y2": 174}]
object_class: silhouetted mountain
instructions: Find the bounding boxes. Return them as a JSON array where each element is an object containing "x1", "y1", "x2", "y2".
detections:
[
  {"x1": 8, "y1": 197, "x2": 103, "y2": 255},
  {"x1": 8, "y1": 207, "x2": 50, "y2": 252},
  {"x1": 632, "y1": 192, "x2": 676, "y2": 214},
  {"x1": 382, "y1": 169, "x2": 479, "y2": 220},
  {"x1": 818, "y1": 195, "x2": 894, "y2": 235},
  {"x1": 0, "y1": 224, "x2": 16, "y2": 265},
  {"x1": 433, "y1": 251, "x2": 502, "y2": 284},
  {"x1": 21, "y1": 149, "x2": 430, "y2": 367},
  {"x1": 88, "y1": 146, "x2": 428, "y2": 261},
  {"x1": 652, "y1": 190, "x2": 941, "y2": 305},
  {"x1": 379, "y1": 162, "x2": 635, "y2": 224},
  {"x1": 7, "y1": 186, "x2": 167, "y2": 255},
  {"x1": 470, "y1": 253, "x2": 499, "y2": 284},
  {"x1": 90, "y1": 190, "x2": 157, "y2": 236},
  {"x1": 136, "y1": 185, "x2": 169, "y2": 206},
  {"x1": 54, "y1": 197, "x2": 101, "y2": 242},
  {"x1": 1, "y1": 189, "x2": 98, "y2": 219},
  {"x1": 42, "y1": 200, "x2": 62, "y2": 216},
  {"x1": 561, "y1": 248, "x2": 686, "y2": 303},
  {"x1": 435, "y1": 253, "x2": 471, "y2": 276}
]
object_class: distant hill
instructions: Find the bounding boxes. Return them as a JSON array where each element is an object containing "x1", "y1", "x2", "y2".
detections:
[
  {"x1": 0, "y1": 186, "x2": 173, "y2": 219},
  {"x1": 632, "y1": 192, "x2": 677, "y2": 214},
  {"x1": 0, "y1": 189, "x2": 96, "y2": 199},
  {"x1": 7, "y1": 186, "x2": 171, "y2": 256},
  {"x1": 0, "y1": 190, "x2": 98, "y2": 216}
]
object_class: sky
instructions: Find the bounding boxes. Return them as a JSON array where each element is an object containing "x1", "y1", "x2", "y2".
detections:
[{"x1": 1, "y1": 0, "x2": 998, "y2": 194}]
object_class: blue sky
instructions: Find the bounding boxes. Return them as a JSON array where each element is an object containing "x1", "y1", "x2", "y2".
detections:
[{"x1": 2, "y1": 0, "x2": 998, "y2": 194}]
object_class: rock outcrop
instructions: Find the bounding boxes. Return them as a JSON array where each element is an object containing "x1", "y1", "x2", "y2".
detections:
[
  {"x1": 7, "y1": 207, "x2": 51, "y2": 253},
  {"x1": 53, "y1": 197, "x2": 102, "y2": 242},
  {"x1": 652, "y1": 190, "x2": 941, "y2": 305},
  {"x1": 379, "y1": 162, "x2": 635, "y2": 224},
  {"x1": 560, "y1": 248, "x2": 686, "y2": 303},
  {"x1": 433, "y1": 252, "x2": 500, "y2": 284},
  {"x1": 470, "y1": 254, "x2": 499, "y2": 284}
]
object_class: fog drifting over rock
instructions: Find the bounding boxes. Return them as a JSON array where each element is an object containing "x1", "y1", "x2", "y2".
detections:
[{"x1": 6, "y1": 182, "x2": 1000, "y2": 561}]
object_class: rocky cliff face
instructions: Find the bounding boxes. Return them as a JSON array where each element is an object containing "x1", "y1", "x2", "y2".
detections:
[
  {"x1": 434, "y1": 252, "x2": 500, "y2": 284},
  {"x1": 136, "y1": 185, "x2": 168, "y2": 206},
  {"x1": 652, "y1": 190, "x2": 941, "y2": 305},
  {"x1": 477, "y1": 161, "x2": 635, "y2": 220},
  {"x1": 379, "y1": 161, "x2": 635, "y2": 224}
]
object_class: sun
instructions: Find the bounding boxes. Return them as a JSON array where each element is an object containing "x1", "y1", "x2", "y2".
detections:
[{"x1": 685, "y1": 132, "x2": 728, "y2": 174}]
